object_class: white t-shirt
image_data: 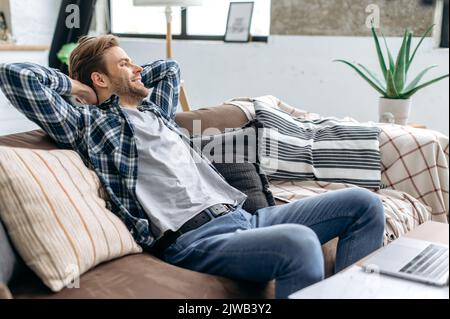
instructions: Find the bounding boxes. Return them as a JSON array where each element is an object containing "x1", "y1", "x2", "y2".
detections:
[{"x1": 123, "y1": 108, "x2": 247, "y2": 236}]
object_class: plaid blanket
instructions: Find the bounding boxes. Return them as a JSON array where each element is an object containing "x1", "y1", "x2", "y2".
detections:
[
  {"x1": 269, "y1": 180, "x2": 432, "y2": 244},
  {"x1": 226, "y1": 96, "x2": 449, "y2": 240},
  {"x1": 378, "y1": 124, "x2": 449, "y2": 223}
]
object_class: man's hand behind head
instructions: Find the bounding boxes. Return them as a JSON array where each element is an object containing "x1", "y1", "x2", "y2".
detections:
[{"x1": 70, "y1": 79, "x2": 98, "y2": 105}]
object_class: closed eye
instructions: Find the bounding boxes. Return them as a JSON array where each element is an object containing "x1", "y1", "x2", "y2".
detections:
[{"x1": 118, "y1": 58, "x2": 132, "y2": 67}]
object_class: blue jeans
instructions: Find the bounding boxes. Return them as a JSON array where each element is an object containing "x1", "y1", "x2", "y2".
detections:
[{"x1": 162, "y1": 188, "x2": 385, "y2": 299}]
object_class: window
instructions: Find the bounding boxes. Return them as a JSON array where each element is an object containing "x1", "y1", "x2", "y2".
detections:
[
  {"x1": 422, "y1": 0, "x2": 449, "y2": 48},
  {"x1": 440, "y1": 0, "x2": 449, "y2": 48},
  {"x1": 110, "y1": 0, "x2": 182, "y2": 36},
  {"x1": 109, "y1": 0, "x2": 271, "y2": 41}
]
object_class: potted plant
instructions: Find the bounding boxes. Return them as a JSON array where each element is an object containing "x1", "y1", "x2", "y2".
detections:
[
  {"x1": 335, "y1": 25, "x2": 449, "y2": 125},
  {"x1": 57, "y1": 42, "x2": 78, "y2": 66}
]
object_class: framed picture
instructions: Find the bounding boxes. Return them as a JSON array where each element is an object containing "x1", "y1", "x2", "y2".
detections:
[
  {"x1": 0, "y1": 11, "x2": 11, "y2": 43},
  {"x1": 224, "y1": 2, "x2": 254, "y2": 43}
]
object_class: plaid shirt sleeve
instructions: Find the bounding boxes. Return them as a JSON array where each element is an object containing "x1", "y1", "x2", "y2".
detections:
[
  {"x1": 141, "y1": 60, "x2": 180, "y2": 121},
  {"x1": 0, "y1": 63, "x2": 83, "y2": 149}
]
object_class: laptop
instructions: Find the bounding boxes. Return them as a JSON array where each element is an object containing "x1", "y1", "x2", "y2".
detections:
[{"x1": 362, "y1": 237, "x2": 449, "y2": 287}]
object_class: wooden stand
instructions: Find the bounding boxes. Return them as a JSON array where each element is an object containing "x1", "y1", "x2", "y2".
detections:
[
  {"x1": 408, "y1": 123, "x2": 427, "y2": 129},
  {"x1": 165, "y1": 6, "x2": 190, "y2": 112}
]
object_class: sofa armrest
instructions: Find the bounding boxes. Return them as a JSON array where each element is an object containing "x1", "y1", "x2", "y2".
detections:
[
  {"x1": 175, "y1": 104, "x2": 248, "y2": 135},
  {"x1": 0, "y1": 283, "x2": 12, "y2": 299}
]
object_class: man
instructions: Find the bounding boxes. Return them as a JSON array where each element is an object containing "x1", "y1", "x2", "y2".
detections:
[{"x1": 0, "y1": 35, "x2": 385, "y2": 299}]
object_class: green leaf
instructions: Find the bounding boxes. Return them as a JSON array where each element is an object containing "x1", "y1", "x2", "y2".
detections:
[
  {"x1": 371, "y1": 26, "x2": 388, "y2": 81},
  {"x1": 403, "y1": 65, "x2": 437, "y2": 93},
  {"x1": 408, "y1": 24, "x2": 434, "y2": 72},
  {"x1": 393, "y1": 30, "x2": 409, "y2": 92},
  {"x1": 405, "y1": 30, "x2": 413, "y2": 66},
  {"x1": 357, "y1": 63, "x2": 386, "y2": 90},
  {"x1": 386, "y1": 70, "x2": 399, "y2": 98},
  {"x1": 334, "y1": 60, "x2": 386, "y2": 95},
  {"x1": 381, "y1": 33, "x2": 395, "y2": 72},
  {"x1": 402, "y1": 74, "x2": 449, "y2": 98}
]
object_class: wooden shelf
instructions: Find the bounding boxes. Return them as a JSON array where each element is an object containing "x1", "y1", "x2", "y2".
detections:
[{"x1": 0, "y1": 44, "x2": 49, "y2": 51}]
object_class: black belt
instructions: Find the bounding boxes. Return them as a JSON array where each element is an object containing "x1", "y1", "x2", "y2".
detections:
[{"x1": 153, "y1": 204, "x2": 234, "y2": 255}]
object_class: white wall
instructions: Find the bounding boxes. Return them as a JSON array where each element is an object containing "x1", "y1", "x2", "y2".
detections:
[
  {"x1": 121, "y1": 36, "x2": 449, "y2": 135},
  {"x1": 0, "y1": 51, "x2": 49, "y2": 135},
  {"x1": 8, "y1": 0, "x2": 60, "y2": 45},
  {"x1": 0, "y1": 0, "x2": 60, "y2": 135}
]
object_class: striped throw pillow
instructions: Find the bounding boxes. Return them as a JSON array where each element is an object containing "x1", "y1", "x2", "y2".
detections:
[
  {"x1": 255, "y1": 101, "x2": 382, "y2": 189},
  {"x1": 0, "y1": 146, "x2": 142, "y2": 292}
]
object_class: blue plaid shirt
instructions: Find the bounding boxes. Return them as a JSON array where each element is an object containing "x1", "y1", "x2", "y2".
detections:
[{"x1": 0, "y1": 61, "x2": 215, "y2": 248}]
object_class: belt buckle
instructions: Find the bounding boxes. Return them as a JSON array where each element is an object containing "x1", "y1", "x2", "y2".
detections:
[{"x1": 210, "y1": 204, "x2": 229, "y2": 217}]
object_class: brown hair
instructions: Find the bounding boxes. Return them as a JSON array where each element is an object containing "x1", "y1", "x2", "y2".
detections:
[{"x1": 69, "y1": 35, "x2": 119, "y2": 89}]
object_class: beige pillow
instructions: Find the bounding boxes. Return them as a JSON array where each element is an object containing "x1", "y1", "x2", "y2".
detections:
[{"x1": 0, "y1": 146, "x2": 142, "y2": 292}]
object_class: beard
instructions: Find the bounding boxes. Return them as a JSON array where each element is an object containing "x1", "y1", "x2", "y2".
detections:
[{"x1": 111, "y1": 77, "x2": 149, "y2": 103}]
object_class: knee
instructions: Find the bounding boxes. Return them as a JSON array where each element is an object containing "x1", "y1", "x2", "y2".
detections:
[
  {"x1": 350, "y1": 188, "x2": 385, "y2": 228},
  {"x1": 273, "y1": 225, "x2": 324, "y2": 268},
  {"x1": 274, "y1": 225, "x2": 321, "y2": 250}
]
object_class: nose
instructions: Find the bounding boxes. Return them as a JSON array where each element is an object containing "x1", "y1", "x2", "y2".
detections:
[{"x1": 134, "y1": 64, "x2": 143, "y2": 74}]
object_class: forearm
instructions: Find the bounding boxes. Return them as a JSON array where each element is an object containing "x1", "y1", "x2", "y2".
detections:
[
  {"x1": 0, "y1": 63, "x2": 72, "y2": 97},
  {"x1": 141, "y1": 60, "x2": 180, "y2": 120},
  {"x1": 141, "y1": 60, "x2": 180, "y2": 89}
]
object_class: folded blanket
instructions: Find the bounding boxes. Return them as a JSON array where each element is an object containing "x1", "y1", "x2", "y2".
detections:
[
  {"x1": 254, "y1": 100, "x2": 382, "y2": 189},
  {"x1": 377, "y1": 124, "x2": 449, "y2": 222},
  {"x1": 268, "y1": 180, "x2": 432, "y2": 244}
]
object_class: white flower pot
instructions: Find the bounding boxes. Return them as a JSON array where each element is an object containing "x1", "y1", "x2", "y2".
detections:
[{"x1": 378, "y1": 97, "x2": 411, "y2": 125}]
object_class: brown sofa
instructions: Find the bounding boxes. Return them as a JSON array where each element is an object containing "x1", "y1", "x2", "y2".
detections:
[{"x1": 0, "y1": 104, "x2": 337, "y2": 299}]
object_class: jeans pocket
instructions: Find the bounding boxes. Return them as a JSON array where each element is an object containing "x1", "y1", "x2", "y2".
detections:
[{"x1": 230, "y1": 210, "x2": 252, "y2": 229}]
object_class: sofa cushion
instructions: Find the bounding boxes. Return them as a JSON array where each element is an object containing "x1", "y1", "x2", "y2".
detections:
[
  {"x1": 192, "y1": 126, "x2": 275, "y2": 214},
  {"x1": 214, "y1": 163, "x2": 275, "y2": 214},
  {"x1": 0, "y1": 146, "x2": 142, "y2": 292},
  {"x1": 10, "y1": 254, "x2": 275, "y2": 299}
]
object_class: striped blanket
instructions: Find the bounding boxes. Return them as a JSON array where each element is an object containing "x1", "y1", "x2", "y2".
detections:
[{"x1": 254, "y1": 101, "x2": 382, "y2": 189}]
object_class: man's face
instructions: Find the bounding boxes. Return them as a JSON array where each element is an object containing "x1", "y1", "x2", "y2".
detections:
[{"x1": 102, "y1": 46, "x2": 149, "y2": 101}]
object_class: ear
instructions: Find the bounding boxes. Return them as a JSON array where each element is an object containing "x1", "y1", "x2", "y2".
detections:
[{"x1": 91, "y1": 72, "x2": 109, "y2": 89}]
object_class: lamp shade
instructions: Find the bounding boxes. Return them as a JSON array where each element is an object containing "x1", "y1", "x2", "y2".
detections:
[{"x1": 133, "y1": 0, "x2": 202, "y2": 6}]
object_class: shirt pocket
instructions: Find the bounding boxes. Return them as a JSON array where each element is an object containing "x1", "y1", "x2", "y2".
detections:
[{"x1": 89, "y1": 118, "x2": 122, "y2": 155}]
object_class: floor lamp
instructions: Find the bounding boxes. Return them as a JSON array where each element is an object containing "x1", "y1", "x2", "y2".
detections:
[{"x1": 133, "y1": 0, "x2": 203, "y2": 112}]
